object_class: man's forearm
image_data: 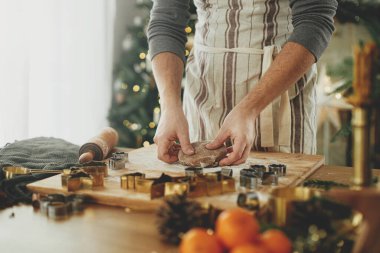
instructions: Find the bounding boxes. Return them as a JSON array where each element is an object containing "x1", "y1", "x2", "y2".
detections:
[
  {"x1": 240, "y1": 42, "x2": 315, "y2": 117},
  {"x1": 152, "y1": 52, "x2": 184, "y2": 110}
]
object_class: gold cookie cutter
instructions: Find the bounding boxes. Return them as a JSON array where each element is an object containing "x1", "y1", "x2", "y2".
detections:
[{"x1": 62, "y1": 166, "x2": 105, "y2": 191}]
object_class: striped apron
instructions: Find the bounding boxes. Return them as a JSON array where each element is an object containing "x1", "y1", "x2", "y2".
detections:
[{"x1": 183, "y1": 0, "x2": 318, "y2": 154}]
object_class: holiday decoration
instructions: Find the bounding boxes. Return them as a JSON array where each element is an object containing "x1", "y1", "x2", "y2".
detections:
[
  {"x1": 156, "y1": 186, "x2": 362, "y2": 253},
  {"x1": 328, "y1": 0, "x2": 380, "y2": 167},
  {"x1": 108, "y1": 0, "x2": 197, "y2": 147},
  {"x1": 156, "y1": 194, "x2": 215, "y2": 245}
]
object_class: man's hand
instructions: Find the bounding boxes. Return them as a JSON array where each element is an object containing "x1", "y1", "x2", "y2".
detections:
[
  {"x1": 154, "y1": 107, "x2": 194, "y2": 163},
  {"x1": 207, "y1": 42, "x2": 315, "y2": 165},
  {"x1": 206, "y1": 104, "x2": 256, "y2": 166},
  {"x1": 151, "y1": 52, "x2": 194, "y2": 163}
]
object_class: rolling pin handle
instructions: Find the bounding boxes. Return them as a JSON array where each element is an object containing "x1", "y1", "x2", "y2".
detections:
[{"x1": 79, "y1": 151, "x2": 95, "y2": 164}]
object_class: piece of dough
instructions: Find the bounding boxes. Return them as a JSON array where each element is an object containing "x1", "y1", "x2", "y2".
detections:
[{"x1": 178, "y1": 141, "x2": 228, "y2": 168}]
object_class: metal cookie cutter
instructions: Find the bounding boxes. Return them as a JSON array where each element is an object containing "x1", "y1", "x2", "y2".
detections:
[
  {"x1": 250, "y1": 165, "x2": 267, "y2": 178},
  {"x1": 113, "y1": 151, "x2": 128, "y2": 162},
  {"x1": 261, "y1": 172, "x2": 278, "y2": 186},
  {"x1": 39, "y1": 194, "x2": 86, "y2": 219},
  {"x1": 240, "y1": 168, "x2": 259, "y2": 189},
  {"x1": 245, "y1": 174, "x2": 260, "y2": 189},
  {"x1": 109, "y1": 152, "x2": 128, "y2": 170},
  {"x1": 120, "y1": 172, "x2": 145, "y2": 189},
  {"x1": 268, "y1": 164, "x2": 287, "y2": 177},
  {"x1": 62, "y1": 168, "x2": 104, "y2": 191},
  {"x1": 221, "y1": 167, "x2": 233, "y2": 177},
  {"x1": 108, "y1": 157, "x2": 125, "y2": 170},
  {"x1": 66, "y1": 194, "x2": 86, "y2": 213},
  {"x1": 185, "y1": 167, "x2": 203, "y2": 177},
  {"x1": 237, "y1": 192, "x2": 260, "y2": 211},
  {"x1": 48, "y1": 202, "x2": 69, "y2": 220},
  {"x1": 79, "y1": 162, "x2": 108, "y2": 177}
]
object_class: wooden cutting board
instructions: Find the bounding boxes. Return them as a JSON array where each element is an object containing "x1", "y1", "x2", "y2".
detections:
[{"x1": 27, "y1": 145, "x2": 324, "y2": 210}]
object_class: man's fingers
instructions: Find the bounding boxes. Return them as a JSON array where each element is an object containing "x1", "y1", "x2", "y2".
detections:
[
  {"x1": 206, "y1": 130, "x2": 230, "y2": 150},
  {"x1": 168, "y1": 143, "x2": 181, "y2": 156},
  {"x1": 232, "y1": 145, "x2": 250, "y2": 165},
  {"x1": 178, "y1": 132, "x2": 194, "y2": 155},
  {"x1": 219, "y1": 138, "x2": 246, "y2": 166},
  {"x1": 157, "y1": 139, "x2": 178, "y2": 163}
]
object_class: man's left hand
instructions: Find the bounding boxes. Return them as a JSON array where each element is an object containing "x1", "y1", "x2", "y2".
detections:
[{"x1": 206, "y1": 104, "x2": 256, "y2": 166}]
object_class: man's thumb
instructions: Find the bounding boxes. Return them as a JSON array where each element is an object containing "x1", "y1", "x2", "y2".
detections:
[
  {"x1": 206, "y1": 132, "x2": 228, "y2": 150},
  {"x1": 178, "y1": 134, "x2": 194, "y2": 155}
]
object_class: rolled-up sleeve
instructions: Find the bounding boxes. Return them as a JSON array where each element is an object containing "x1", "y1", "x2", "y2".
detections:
[
  {"x1": 147, "y1": 0, "x2": 190, "y2": 63},
  {"x1": 288, "y1": 0, "x2": 338, "y2": 61}
]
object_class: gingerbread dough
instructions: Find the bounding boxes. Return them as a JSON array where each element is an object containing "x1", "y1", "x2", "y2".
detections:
[{"x1": 178, "y1": 141, "x2": 228, "y2": 168}]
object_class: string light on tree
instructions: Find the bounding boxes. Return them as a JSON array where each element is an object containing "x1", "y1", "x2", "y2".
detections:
[
  {"x1": 153, "y1": 107, "x2": 161, "y2": 123},
  {"x1": 143, "y1": 141, "x2": 150, "y2": 147},
  {"x1": 185, "y1": 26, "x2": 192, "y2": 34},
  {"x1": 139, "y1": 52, "x2": 146, "y2": 60},
  {"x1": 121, "y1": 83, "x2": 128, "y2": 89},
  {"x1": 123, "y1": 120, "x2": 130, "y2": 127},
  {"x1": 335, "y1": 93, "x2": 342, "y2": 99},
  {"x1": 133, "y1": 85, "x2": 141, "y2": 92},
  {"x1": 130, "y1": 123, "x2": 141, "y2": 131}
]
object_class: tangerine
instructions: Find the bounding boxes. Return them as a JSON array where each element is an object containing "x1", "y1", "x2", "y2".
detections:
[
  {"x1": 231, "y1": 243, "x2": 269, "y2": 253},
  {"x1": 260, "y1": 229, "x2": 292, "y2": 253},
  {"x1": 215, "y1": 208, "x2": 260, "y2": 249},
  {"x1": 179, "y1": 228, "x2": 224, "y2": 253}
]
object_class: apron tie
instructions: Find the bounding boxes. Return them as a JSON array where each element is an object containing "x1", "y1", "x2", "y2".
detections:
[
  {"x1": 194, "y1": 43, "x2": 292, "y2": 148},
  {"x1": 260, "y1": 45, "x2": 291, "y2": 147}
]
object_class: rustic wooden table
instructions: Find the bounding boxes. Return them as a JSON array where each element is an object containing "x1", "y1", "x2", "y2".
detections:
[{"x1": 1, "y1": 165, "x2": 379, "y2": 253}]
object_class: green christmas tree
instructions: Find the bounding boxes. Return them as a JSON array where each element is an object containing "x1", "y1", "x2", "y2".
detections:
[{"x1": 108, "y1": 0, "x2": 197, "y2": 147}]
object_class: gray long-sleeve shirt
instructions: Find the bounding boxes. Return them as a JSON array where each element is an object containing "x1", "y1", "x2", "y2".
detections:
[{"x1": 147, "y1": 0, "x2": 338, "y2": 63}]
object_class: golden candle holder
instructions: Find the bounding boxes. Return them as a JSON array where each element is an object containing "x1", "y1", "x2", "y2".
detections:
[
  {"x1": 347, "y1": 42, "x2": 379, "y2": 187},
  {"x1": 347, "y1": 100, "x2": 376, "y2": 187},
  {"x1": 267, "y1": 187, "x2": 321, "y2": 226}
]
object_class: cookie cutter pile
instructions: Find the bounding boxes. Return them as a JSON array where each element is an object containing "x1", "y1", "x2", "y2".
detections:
[
  {"x1": 120, "y1": 168, "x2": 235, "y2": 199},
  {"x1": 240, "y1": 164, "x2": 287, "y2": 188},
  {"x1": 37, "y1": 194, "x2": 86, "y2": 220}
]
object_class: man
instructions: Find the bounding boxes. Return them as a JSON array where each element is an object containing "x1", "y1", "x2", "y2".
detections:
[{"x1": 147, "y1": 0, "x2": 337, "y2": 166}]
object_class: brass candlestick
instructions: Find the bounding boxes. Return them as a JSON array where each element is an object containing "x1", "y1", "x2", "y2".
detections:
[
  {"x1": 348, "y1": 42, "x2": 378, "y2": 187},
  {"x1": 351, "y1": 106, "x2": 372, "y2": 186}
]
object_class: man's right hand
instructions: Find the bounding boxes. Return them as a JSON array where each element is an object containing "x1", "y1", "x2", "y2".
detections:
[{"x1": 153, "y1": 107, "x2": 194, "y2": 163}]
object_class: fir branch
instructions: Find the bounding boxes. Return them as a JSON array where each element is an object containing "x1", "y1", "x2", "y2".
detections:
[{"x1": 303, "y1": 179, "x2": 349, "y2": 190}]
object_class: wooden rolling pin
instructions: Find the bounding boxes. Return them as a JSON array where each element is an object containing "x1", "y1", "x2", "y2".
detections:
[{"x1": 79, "y1": 127, "x2": 119, "y2": 164}]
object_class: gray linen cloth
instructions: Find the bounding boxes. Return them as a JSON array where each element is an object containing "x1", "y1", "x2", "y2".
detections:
[{"x1": 0, "y1": 137, "x2": 79, "y2": 207}]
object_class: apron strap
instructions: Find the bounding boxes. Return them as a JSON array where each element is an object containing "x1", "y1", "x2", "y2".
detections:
[{"x1": 260, "y1": 45, "x2": 291, "y2": 148}]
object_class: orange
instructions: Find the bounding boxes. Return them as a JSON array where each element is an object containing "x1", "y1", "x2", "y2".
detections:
[
  {"x1": 231, "y1": 243, "x2": 269, "y2": 253},
  {"x1": 179, "y1": 228, "x2": 224, "y2": 253},
  {"x1": 260, "y1": 229, "x2": 292, "y2": 253},
  {"x1": 215, "y1": 208, "x2": 260, "y2": 249}
]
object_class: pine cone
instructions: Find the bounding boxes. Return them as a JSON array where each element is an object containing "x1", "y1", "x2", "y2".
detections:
[{"x1": 156, "y1": 194, "x2": 205, "y2": 245}]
